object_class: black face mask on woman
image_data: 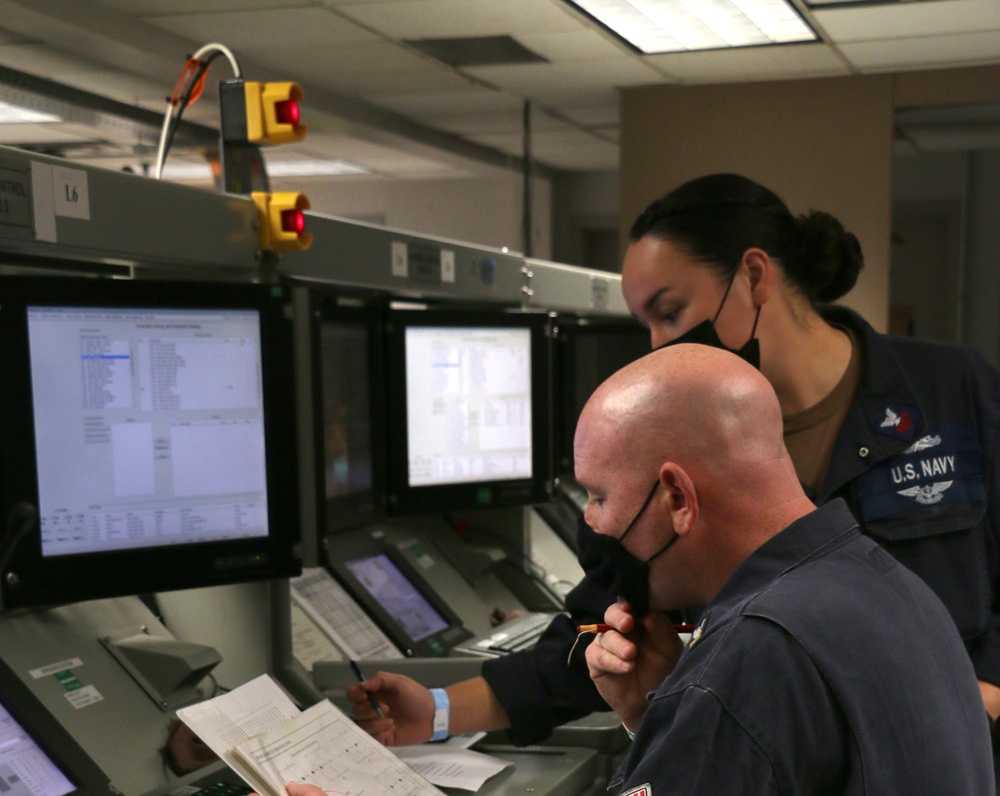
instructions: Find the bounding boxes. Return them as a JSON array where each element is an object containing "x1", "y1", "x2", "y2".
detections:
[
  {"x1": 575, "y1": 480, "x2": 679, "y2": 617},
  {"x1": 655, "y1": 272, "x2": 761, "y2": 369}
]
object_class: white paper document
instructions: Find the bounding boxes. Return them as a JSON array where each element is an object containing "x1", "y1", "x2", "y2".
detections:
[
  {"x1": 177, "y1": 674, "x2": 443, "y2": 796},
  {"x1": 395, "y1": 745, "x2": 511, "y2": 791}
]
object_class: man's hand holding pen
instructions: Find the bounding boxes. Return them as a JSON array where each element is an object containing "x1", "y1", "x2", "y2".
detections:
[{"x1": 584, "y1": 600, "x2": 684, "y2": 734}]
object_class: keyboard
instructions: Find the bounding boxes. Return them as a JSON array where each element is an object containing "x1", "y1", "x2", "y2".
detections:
[
  {"x1": 454, "y1": 612, "x2": 562, "y2": 657},
  {"x1": 189, "y1": 780, "x2": 252, "y2": 796}
]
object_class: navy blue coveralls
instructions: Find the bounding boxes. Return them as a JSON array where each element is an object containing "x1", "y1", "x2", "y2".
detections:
[
  {"x1": 483, "y1": 307, "x2": 1000, "y2": 751},
  {"x1": 610, "y1": 500, "x2": 994, "y2": 795}
]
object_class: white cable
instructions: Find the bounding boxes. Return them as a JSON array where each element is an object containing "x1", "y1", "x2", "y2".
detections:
[
  {"x1": 153, "y1": 43, "x2": 241, "y2": 179},
  {"x1": 192, "y1": 42, "x2": 241, "y2": 78},
  {"x1": 152, "y1": 99, "x2": 176, "y2": 180}
]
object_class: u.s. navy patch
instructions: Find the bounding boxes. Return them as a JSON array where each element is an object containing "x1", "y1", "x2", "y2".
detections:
[
  {"x1": 855, "y1": 421, "x2": 984, "y2": 527},
  {"x1": 621, "y1": 785, "x2": 652, "y2": 796},
  {"x1": 875, "y1": 403, "x2": 921, "y2": 443}
]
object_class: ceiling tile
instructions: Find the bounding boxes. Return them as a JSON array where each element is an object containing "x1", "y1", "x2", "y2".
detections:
[
  {"x1": 337, "y1": 0, "x2": 581, "y2": 38},
  {"x1": 815, "y1": 0, "x2": 1000, "y2": 42},
  {"x1": 149, "y1": 7, "x2": 378, "y2": 48},
  {"x1": 372, "y1": 87, "x2": 524, "y2": 117},
  {"x1": 515, "y1": 28, "x2": 633, "y2": 62},
  {"x1": 250, "y1": 40, "x2": 441, "y2": 81},
  {"x1": 96, "y1": 0, "x2": 311, "y2": 13},
  {"x1": 316, "y1": 67, "x2": 482, "y2": 97},
  {"x1": 430, "y1": 110, "x2": 576, "y2": 136},
  {"x1": 839, "y1": 30, "x2": 1000, "y2": 72},
  {"x1": 554, "y1": 105, "x2": 620, "y2": 126},
  {"x1": 0, "y1": 43, "x2": 99, "y2": 81},
  {"x1": 464, "y1": 59, "x2": 666, "y2": 104}
]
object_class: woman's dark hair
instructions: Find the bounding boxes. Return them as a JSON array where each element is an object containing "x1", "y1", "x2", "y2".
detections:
[{"x1": 628, "y1": 173, "x2": 864, "y2": 305}]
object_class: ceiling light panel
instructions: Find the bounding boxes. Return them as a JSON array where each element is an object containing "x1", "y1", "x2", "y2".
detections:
[
  {"x1": 0, "y1": 99, "x2": 61, "y2": 124},
  {"x1": 566, "y1": 0, "x2": 817, "y2": 53}
]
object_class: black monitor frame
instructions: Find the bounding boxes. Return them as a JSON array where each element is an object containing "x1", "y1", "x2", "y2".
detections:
[
  {"x1": 307, "y1": 292, "x2": 388, "y2": 535},
  {"x1": 0, "y1": 275, "x2": 301, "y2": 610},
  {"x1": 323, "y1": 531, "x2": 471, "y2": 657},
  {"x1": 384, "y1": 308, "x2": 553, "y2": 515},
  {"x1": 553, "y1": 316, "x2": 649, "y2": 477}
]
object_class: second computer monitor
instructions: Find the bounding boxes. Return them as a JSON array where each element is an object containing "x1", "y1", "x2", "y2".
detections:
[
  {"x1": 554, "y1": 318, "x2": 650, "y2": 477},
  {"x1": 311, "y1": 296, "x2": 387, "y2": 533},
  {"x1": 384, "y1": 309, "x2": 552, "y2": 514}
]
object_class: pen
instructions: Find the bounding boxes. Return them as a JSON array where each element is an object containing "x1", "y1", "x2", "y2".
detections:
[
  {"x1": 577, "y1": 623, "x2": 698, "y2": 633},
  {"x1": 349, "y1": 659, "x2": 385, "y2": 719}
]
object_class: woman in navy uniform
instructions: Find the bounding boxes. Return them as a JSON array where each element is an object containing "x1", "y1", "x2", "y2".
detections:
[{"x1": 350, "y1": 173, "x2": 1000, "y2": 774}]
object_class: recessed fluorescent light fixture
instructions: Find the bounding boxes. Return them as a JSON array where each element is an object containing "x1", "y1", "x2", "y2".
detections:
[
  {"x1": 159, "y1": 159, "x2": 369, "y2": 181},
  {"x1": 0, "y1": 99, "x2": 62, "y2": 124},
  {"x1": 565, "y1": 0, "x2": 817, "y2": 53},
  {"x1": 265, "y1": 159, "x2": 369, "y2": 177},
  {"x1": 160, "y1": 162, "x2": 215, "y2": 181}
]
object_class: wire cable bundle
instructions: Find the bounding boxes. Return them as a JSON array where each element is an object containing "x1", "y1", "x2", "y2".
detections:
[{"x1": 153, "y1": 43, "x2": 241, "y2": 180}]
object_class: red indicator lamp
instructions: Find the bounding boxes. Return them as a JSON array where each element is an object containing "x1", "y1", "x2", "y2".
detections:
[
  {"x1": 275, "y1": 99, "x2": 300, "y2": 128},
  {"x1": 281, "y1": 207, "x2": 306, "y2": 235}
]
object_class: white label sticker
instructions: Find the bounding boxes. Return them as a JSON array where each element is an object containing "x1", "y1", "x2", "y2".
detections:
[
  {"x1": 53, "y1": 166, "x2": 90, "y2": 220},
  {"x1": 30, "y1": 658, "x2": 84, "y2": 679},
  {"x1": 65, "y1": 685, "x2": 104, "y2": 709},
  {"x1": 391, "y1": 241, "x2": 408, "y2": 278},
  {"x1": 30, "y1": 162, "x2": 56, "y2": 242},
  {"x1": 440, "y1": 250, "x2": 455, "y2": 283}
]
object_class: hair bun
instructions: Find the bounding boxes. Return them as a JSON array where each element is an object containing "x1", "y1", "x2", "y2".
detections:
[{"x1": 797, "y1": 211, "x2": 864, "y2": 303}]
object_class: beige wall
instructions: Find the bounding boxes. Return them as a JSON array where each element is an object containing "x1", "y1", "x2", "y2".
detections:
[
  {"x1": 618, "y1": 65, "x2": 1000, "y2": 334},
  {"x1": 620, "y1": 75, "x2": 895, "y2": 330}
]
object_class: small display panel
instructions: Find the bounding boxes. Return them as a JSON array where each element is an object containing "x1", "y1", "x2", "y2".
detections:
[
  {"x1": 324, "y1": 531, "x2": 472, "y2": 657},
  {"x1": 28, "y1": 305, "x2": 268, "y2": 557},
  {"x1": 0, "y1": 701, "x2": 75, "y2": 796},
  {"x1": 344, "y1": 553, "x2": 449, "y2": 642},
  {"x1": 403, "y1": 325, "x2": 532, "y2": 487}
]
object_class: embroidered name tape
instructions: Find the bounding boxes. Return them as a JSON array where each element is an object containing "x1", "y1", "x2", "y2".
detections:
[{"x1": 855, "y1": 422, "x2": 984, "y2": 524}]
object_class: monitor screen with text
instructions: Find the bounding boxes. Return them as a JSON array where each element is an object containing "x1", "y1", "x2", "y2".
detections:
[
  {"x1": 28, "y1": 305, "x2": 268, "y2": 557},
  {"x1": 404, "y1": 325, "x2": 533, "y2": 488},
  {"x1": 384, "y1": 310, "x2": 552, "y2": 514}
]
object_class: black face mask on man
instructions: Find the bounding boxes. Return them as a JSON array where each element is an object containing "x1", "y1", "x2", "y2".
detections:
[
  {"x1": 575, "y1": 480, "x2": 679, "y2": 618},
  {"x1": 655, "y1": 271, "x2": 761, "y2": 369}
]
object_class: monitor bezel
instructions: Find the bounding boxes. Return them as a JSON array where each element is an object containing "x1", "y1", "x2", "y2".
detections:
[
  {"x1": 308, "y1": 293, "x2": 388, "y2": 535},
  {"x1": 0, "y1": 275, "x2": 302, "y2": 610},
  {"x1": 383, "y1": 308, "x2": 553, "y2": 515},
  {"x1": 553, "y1": 316, "x2": 649, "y2": 477},
  {"x1": 323, "y1": 531, "x2": 471, "y2": 657}
]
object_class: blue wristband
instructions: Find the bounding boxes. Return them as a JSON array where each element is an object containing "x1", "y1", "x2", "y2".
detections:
[{"x1": 430, "y1": 688, "x2": 449, "y2": 742}]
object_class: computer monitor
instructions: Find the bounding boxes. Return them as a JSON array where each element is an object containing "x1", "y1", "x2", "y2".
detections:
[
  {"x1": 324, "y1": 531, "x2": 471, "y2": 657},
  {"x1": 0, "y1": 275, "x2": 301, "y2": 610},
  {"x1": 554, "y1": 317, "x2": 649, "y2": 476},
  {"x1": 309, "y1": 295, "x2": 386, "y2": 533},
  {"x1": 384, "y1": 308, "x2": 553, "y2": 514}
]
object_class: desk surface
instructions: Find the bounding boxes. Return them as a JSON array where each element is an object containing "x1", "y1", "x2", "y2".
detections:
[{"x1": 445, "y1": 744, "x2": 598, "y2": 796}]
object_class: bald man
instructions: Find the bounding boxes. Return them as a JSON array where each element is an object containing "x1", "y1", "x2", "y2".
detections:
[{"x1": 577, "y1": 344, "x2": 993, "y2": 794}]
